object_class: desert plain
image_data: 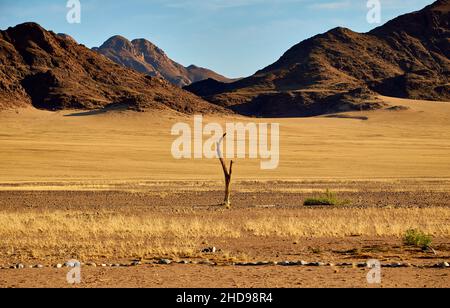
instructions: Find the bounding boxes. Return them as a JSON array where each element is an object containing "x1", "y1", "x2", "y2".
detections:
[{"x1": 0, "y1": 96, "x2": 449, "y2": 288}]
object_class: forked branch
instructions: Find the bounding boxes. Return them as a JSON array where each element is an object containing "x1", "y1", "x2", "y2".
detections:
[{"x1": 217, "y1": 133, "x2": 233, "y2": 208}]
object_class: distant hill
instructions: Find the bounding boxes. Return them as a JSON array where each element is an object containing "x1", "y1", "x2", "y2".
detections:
[
  {"x1": 93, "y1": 36, "x2": 232, "y2": 87},
  {"x1": 0, "y1": 23, "x2": 226, "y2": 114},
  {"x1": 185, "y1": 0, "x2": 450, "y2": 117}
]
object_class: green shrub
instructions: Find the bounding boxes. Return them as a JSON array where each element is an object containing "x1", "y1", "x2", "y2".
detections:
[
  {"x1": 403, "y1": 229, "x2": 433, "y2": 250},
  {"x1": 304, "y1": 190, "x2": 349, "y2": 206}
]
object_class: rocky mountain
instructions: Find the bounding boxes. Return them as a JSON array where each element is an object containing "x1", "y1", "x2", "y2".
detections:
[
  {"x1": 0, "y1": 22, "x2": 225, "y2": 113},
  {"x1": 93, "y1": 36, "x2": 232, "y2": 87},
  {"x1": 185, "y1": 0, "x2": 450, "y2": 117}
]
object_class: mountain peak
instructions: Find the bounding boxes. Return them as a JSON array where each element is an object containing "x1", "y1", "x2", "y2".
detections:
[
  {"x1": 94, "y1": 36, "x2": 231, "y2": 87},
  {"x1": 430, "y1": 0, "x2": 449, "y2": 11},
  {"x1": 8, "y1": 22, "x2": 44, "y2": 32},
  {"x1": 99, "y1": 35, "x2": 133, "y2": 50}
]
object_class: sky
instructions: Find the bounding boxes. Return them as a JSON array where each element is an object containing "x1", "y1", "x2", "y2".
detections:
[{"x1": 0, "y1": 0, "x2": 435, "y2": 78}]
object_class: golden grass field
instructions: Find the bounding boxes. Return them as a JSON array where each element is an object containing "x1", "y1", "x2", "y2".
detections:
[
  {"x1": 0, "y1": 207, "x2": 449, "y2": 262},
  {"x1": 0, "y1": 96, "x2": 449, "y2": 184},
  {"x1": 0, "y1": 96, "x2": 449, "y2": 287}
]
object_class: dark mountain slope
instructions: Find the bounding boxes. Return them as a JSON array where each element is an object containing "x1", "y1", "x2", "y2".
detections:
[{"x1": 0, "y1": 23, "x2": 225, "y2": 114}]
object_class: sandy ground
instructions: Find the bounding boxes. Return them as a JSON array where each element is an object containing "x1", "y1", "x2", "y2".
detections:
[
  {"x1": 0, "y1": 96, "x2": 449, "y2": 182},
  {"x1": 1, "y1": 266, "x2": 449, "y2": 288}
]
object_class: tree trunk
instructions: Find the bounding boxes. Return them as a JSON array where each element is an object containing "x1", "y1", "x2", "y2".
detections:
[{"x1": 218, "y1": 134, "x2": 233, "y2": 208}]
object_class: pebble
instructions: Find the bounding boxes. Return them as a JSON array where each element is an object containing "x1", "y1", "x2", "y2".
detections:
[
  {"x1": 159, "y1": 259, "x2": 172, "y2": 265},
  {"x1": 308, "y1": 262, "x2": 326, "y2": 267},
  {"x1": 300, "y1": 261, "x2": 309, "y2": 266},
  {"x1": 16, "y1": 264, "x2": 25, "y2": 269},
  {"x1": 56, "y1": 264, "x2": 63, "y2": 269},
  {"x1": 202, "y1": 247, "x2": 217, "y2": 254},
  {"x1": 256, "y1": 261, "x2": 270, "y2": 266},
  {"x1": 101, "y1": 264, "x2": 107, "y2": 267},
  {"x1": 339, "y1": 263, "x2": 353, "y2": 267},
  {"x1": 87, "y1": 262, "x2": 97, "y2": 267},
  {"x1": 35, "y1": 264, "x2": 44, "y2": 269},
  {"x1": 65, "y1": 261, "x2": 81, "y2": 268},
  {"x1": 357, "y1": 262, "x2": 367, "y2": 268},
  {"x1": 389, "y1": 262, "x2": 403, "y2": 268},
  {"x1": 438, "y1": 262, "x2": 449, "y2": 268},
  {"x1": 131, "y1": 261, "x2": 141, "y2": 266}
]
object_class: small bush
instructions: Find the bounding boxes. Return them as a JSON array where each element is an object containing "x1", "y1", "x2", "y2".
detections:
[
  {"x1": 403, "y1": 229, "x2": 433, "y2": 250},
  {"x1": 304, "y1": 190, "x2": 349, "y2": 206}
]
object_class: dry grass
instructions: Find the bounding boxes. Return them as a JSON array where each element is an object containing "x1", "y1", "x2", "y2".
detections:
[
  {"x1": 244, "y1": 208, "x2": 450, "y2": 238},
  {"x1": 0, "y1": 211, "x2": 240, "y2": 261},
  {"x1": 1, "y1": 207, "x2": 449, "y2": 262}
]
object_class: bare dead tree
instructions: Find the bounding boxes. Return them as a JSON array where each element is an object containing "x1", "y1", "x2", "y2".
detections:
[{"x1": 217, "y1": 133, "x2": 233, "y2": 208}]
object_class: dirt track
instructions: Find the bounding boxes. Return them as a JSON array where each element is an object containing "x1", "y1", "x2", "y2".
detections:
[{"x1": 1, "y1": 265, "x2": 448, "y2": 288}]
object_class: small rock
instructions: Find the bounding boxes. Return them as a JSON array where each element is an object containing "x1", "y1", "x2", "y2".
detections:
[
  {"x1": 439, "y1": 262, "x2": 449, "y2": 268},
  {"x1": 65, "y1": 261, "x2": 81, "y2": 268},
  {"x1": 56, "y1": 264, "x2": 63, "y2": 269},
  {"x1": 300, "y1": 261, "x2": 309, "y2": 266},
  {"x1": 278, "y1": 261, "x2": 290, "y2": 266},
  {"x1": 35, "y1": 264, "x2": 44, "y2": 269},
  {"x1": 268, "y1": 261, "x2": 277, "y2": 266},
  {"x1": 357, "y1": 262, "x2": 367, "y2": 268},
  {"x1": 201, "y1": 247, "x2": 218, "y2": 253},
  {"x1": 87, "y1": 262, "x2": 97, "y2": 267},
  {"x1": 101, "y1": 264, "x2": 107, "y2": 267},
  {"x1": 257, "y1": 261, "x2": 270, "y2": 266},
  {"x1": 113, "y1": 264, "x2": 121, "y2": 267},
  {"x1": 158, "y1": 259, "x2": 172, "y2": 265},
  {"x1": 131, "y1": 261, "x2": 141, "y2": 266},
  {"x1": 178, "y1": 260, "x2": 189, "y2": 264},
  {"x1": 308, "y1": 262, "x2": 325, "y2": 267},
  {"x1": 339, "y1": 262, "x2": 353, "y2": 267},
  {"x1": 16, "y1": 264, "x2": 25, "y2": 269}
]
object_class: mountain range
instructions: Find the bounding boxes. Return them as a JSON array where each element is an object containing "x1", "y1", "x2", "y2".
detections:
[
  {"x1": 0, "y1": 0, "x2": 448, "y2": 116},
  {"x1": 0, "y1": 23, "x2": 224, "y2": 113},
  {"x1": 185, "y1": 0, "x2": 449, "y2": 117},
  {"x1": 93, "y1": 36, "x2": 233, "y2": 87}
]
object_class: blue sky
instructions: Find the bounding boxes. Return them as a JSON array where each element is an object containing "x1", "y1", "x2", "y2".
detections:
[{"x1": 0, "y1": 0, "x2": 435, "y2": 78}]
